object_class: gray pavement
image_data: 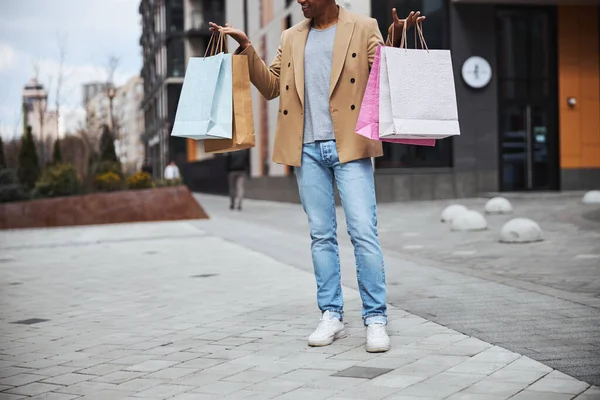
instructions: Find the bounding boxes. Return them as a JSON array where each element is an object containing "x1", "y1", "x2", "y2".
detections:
[
  {"x1": 0, "y1": 216, "x2": 598, "y2": 399},
  {"x1": 193, "y1": 192, "x2": 600, "y2": 386}
]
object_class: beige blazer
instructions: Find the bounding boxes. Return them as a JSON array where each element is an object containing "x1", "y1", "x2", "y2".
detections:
[{"x1": 238, "y1": 6, "x2": 393, "y2": 167}]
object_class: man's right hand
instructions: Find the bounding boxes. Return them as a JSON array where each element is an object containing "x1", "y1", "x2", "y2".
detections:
[{"x1": 209, "y1": 22, "x2": 251, "y2": 50}]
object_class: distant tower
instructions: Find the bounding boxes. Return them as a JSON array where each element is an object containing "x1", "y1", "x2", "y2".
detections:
[
  {"x1": 21, "y1": 78, "x2": 58, "y2": 165},
  {"x1": 21, "y1": 78, "x2": 48, "y2": 140}
]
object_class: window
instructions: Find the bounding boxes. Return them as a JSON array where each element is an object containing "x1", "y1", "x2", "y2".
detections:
[
  {"x1": 170, "y1": 1, "x2": 184, "y2": 32},
  {"x1": 167, "y1": 38, "x2": 185, "y2": 77},
  {"x1": 203, "y1": 0, "x2": 224, "y2": 25},
  {"x1": 371, "y1": 0, "x2": 452, "y2": 169}
]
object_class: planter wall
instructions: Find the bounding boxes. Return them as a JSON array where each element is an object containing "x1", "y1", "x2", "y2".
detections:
[{"x1": 0, "y1": 186, "x2": 208, "y2": 230}]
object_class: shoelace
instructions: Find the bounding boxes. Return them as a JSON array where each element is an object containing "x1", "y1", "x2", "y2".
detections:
[
  {"x1": 315, "y1": 318, "x2": 337, "y2": 334},
  {"x1": 368, "y1": 324, "x2": 386, "y2": 338}
]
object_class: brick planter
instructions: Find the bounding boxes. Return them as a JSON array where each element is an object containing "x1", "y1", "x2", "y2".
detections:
[{"x1": 0, "y1": 185, "x2": 208, "y2": 230}]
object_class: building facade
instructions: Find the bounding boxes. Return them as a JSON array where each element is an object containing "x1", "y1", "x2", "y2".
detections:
[
  {"x1": 113, "y1": 77, "x2": 146, "y2": 174},
  {"x1": 443, "y1": 0, "x2": 600, "y2": 195},
  {"x1": 139, "y1": 0, "x2": 224, "y2": 178},
  {"x1": 84, "y1": 77, "x2": 146, "y2": 174},
  {"x1": 156, "y1": 0, "x2": 600, "y2": 201},
  {"x1": 82, "y1": 82, "x2": 106, "y2": 108}
]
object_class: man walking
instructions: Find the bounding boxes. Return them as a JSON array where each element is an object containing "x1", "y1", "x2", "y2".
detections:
[
  {"x1": 210, "y1": 1, "x2": 424, "y2": 353},
  {"x1": 226, "y1": 149, "x2": 249, "y2": 211}
]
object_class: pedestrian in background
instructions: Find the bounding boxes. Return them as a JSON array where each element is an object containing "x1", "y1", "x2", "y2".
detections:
[
  {"x1": 164, "y1": 160, "x2": 181, "y2": 181},
  {"x1": 210, "y1": 0, "x2": 424, "y2": 352},
  {"x1": 227, "y1": 149, "x2": 249, "y2": 211},
  {"x1": 141, "y1": 161, "x2": 153, "y2": 176}
]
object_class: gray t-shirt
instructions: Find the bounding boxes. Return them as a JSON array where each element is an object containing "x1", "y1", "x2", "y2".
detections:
[{"x1": 303, "y1": 24, "x2": 337, "y2": 144}]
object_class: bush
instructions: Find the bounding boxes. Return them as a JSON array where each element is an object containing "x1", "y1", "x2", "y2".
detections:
[
  {"x1": 95, "y1": 160, "x2": 122, "y2": 177},
  {"x1": 127, "y1": 171, "x2": 152, "y2": 190},
  {"x1": 153, "y1": 178, "x2": 183, "y2": 188},
  {"x1": 0, "y1": 168, "x2": 18, "y2": 185},
  {"x1": 0, "y1": 168, "x2": 29, "y2": 203},
  {"x1": 0, "y1": 137, "x2": 6, "y2": 169},
  {"x1": 33, "y1": 163, "x2": 80, "y2": 199},
  {"x1": 94, "y1": 171, "x2": 123, "y2": 192},
  {"x1": 99, "y1": 124, "x2": 118, "y2": 163},
  {"x1": 18, "y1": 126, "x2": 41, "y2": 189},
  {"x1": 52, "y1": 139, "x2": 62, "y2": 165}
]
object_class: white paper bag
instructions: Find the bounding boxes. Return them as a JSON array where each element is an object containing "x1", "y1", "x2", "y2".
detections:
[
  {"x1": 379, "y1": 46, "x2": 460, "y2": 140},
  {"x1": 171, "y1": 53, "x2": 233, "y2": 141}
]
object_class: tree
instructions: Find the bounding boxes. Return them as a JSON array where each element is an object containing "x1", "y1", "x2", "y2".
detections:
[
  {"x1": 18, "y1": 126, "x2": 41, "y2": 189},
  {"x1": 4, "y1": 139, "x2": 21, "y2": 169},
  {"x1": 0, "y1": 136, "x2": 6, "y2": 169},
  {"x1": 31, "y1": 59, "x2": 49, "y2": 167},
  {"x1": 99, "y1": 124, "x2": 118, "y2": 163},
  {"x1": 54, "y1": 33, "x2": 67, "y2": 145},
  {"x1": 52, "y1": 138, "x2": 62, "y2": 165},
  {"x1": 61, "y1": 132, "x2": 90, "y2": 179}
]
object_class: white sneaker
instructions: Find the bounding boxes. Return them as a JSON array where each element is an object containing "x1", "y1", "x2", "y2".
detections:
[
  {"x1": 366, "y1": 323, "x2": 391, "y2": 353},
  {"x1": 308, "y1": 311, "x2": 347, "y2": 347}
]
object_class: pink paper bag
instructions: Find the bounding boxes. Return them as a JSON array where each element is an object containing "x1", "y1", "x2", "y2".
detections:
[{"x1": 355, "y1": 45, "x2": 435, "y2": 147}]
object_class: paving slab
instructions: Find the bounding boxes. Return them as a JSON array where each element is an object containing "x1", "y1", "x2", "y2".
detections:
[
  {"x1": 0, "y1": 219, "x2": 598, "y2": 399},
  {"x1": 193, "y1": 193, "x2": 600, "y2": 386}
]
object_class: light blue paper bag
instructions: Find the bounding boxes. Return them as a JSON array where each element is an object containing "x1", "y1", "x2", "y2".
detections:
[{"x1": 171, "y1": 52, "x2": 233, "y2": 140}]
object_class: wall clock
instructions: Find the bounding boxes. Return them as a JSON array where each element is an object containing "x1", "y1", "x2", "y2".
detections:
[{"x1": 461, "y1": 56, "x2": 492, "y2": 89}]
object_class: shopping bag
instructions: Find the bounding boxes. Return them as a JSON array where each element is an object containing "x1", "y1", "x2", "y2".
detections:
[
  {"x1": 356, "y1": 45, "x2": 435, "y2": 147},
  {"x1": 379, "y1": 23, "x2": 460, "y2": 140},
  {"x1": 171, "y1": 33, "x2": 233, "y2": 140},
  {"x1": 204, "y1": 54, "x2": 255, "y2": 153}
]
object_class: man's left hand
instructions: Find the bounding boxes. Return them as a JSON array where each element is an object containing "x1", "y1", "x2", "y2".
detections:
[{"x1": 390, "y1": 9, "x2": 426, "y2": 47}]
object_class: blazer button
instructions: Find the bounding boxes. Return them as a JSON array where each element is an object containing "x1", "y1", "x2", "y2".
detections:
[
  {"x1": 351, "y1": 105, "x2": 356, "y2": 110},
  {"x1": 352, "y1": 53, "x2": 357, "y2": 58},
  {"x1": 350, "y1": 78, "x2": 356, "y2": 84},
  {"x1": 288, "y1": 62, "x2": 291, "y2": 67},
  {"x1": 283, "y1": 110, "x2": 288, "y2": 115},
  {"x1": 286, "y1": 85, "x2": 289, "y2": 90}
]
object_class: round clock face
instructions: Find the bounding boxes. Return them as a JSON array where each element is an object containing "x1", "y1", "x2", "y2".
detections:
[{"x1": 461, "y1": 56, "x2": 492, "y2": 89}]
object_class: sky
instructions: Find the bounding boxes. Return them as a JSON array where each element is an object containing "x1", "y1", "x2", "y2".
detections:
[{"x1": 0, "y1": 0, "x2": 142, "y2": 139}]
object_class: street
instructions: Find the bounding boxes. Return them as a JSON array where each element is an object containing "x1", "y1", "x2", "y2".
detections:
[
  {"x1": 0, "y1": 192, "x2": 598, "y2": 399},
  {"x1": 194, "y1": 192, "x2": 600, "y2": 386}
]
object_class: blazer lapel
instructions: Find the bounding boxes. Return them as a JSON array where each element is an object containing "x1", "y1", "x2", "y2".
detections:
[
  {"x1": 293, "y1": 20, "x2": 310, "y2": 107},
  {"x1": 329, "y1": 8, "x2": 355, "y2": 98}
]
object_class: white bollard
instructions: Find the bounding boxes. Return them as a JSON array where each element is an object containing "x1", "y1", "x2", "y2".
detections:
[
  {"x1": 451, "y1": 210, "x2": 488, "y2": 231},
  {"x1": 582, "y1": 190, "x2": 600, "y2": 204},
  {"x1": 441, "y1": 204, "x2": 468, "y2": 223},
  {"x1": 499, "y1": 218, "x2": 544, "y2": 243},
  {"x1": 485, "y1": 197, "x2": 513, "y2": 214}
]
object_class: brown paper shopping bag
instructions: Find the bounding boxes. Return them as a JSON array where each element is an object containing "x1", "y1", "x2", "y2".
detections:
[{"x1": 204, "y1": 53, "x2": 255, "y2": 154}]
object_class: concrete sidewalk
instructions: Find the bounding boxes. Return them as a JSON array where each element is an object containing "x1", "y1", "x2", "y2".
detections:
[
  {"x1": 0, "y1": 220, "x2": 598, "y2": 399},
  {"x1": 193, "y1": 193, "x2": 600, "y2": 386}
]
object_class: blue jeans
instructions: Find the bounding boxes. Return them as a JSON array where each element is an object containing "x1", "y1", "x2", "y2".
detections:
[{"x1": 295, "y1": 140, "x2": 387, "y2": 326}]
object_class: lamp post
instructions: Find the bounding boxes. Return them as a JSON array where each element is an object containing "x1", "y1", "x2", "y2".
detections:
[{"x1": 107, "y1": 86, "x2": 116, "y2": 133}]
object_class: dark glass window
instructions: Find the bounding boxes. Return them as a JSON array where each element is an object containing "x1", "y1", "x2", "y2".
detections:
[
  {"x1": 169, "y1": 0, "x2": 184, "y2": 32},
  {"x1": 204, "y1": 0, "x2": 224, "y2": 24},
  {"x1": 371, "y1": 0, "x2": 452, "y2": 169},
  {"x1": 168, "y1": 38, "x2": 185, "y2": 77}
]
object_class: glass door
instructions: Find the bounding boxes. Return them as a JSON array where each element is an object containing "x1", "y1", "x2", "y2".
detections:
[{"x1": 496, "y1": 7, "x2": 559, "y2": 191}]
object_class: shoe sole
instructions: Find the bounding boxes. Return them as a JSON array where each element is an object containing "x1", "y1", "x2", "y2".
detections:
[
  {"x1": 308, "y1": 329, "x2": 347, "y2": 347},
  {"x1": 365, "y1": 343, "x2": 391, "y2": 353}
]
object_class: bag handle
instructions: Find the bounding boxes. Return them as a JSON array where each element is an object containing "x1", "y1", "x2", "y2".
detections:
[
  {"x1": 203, "y1": 31, "x2": 230, "y2": 58},
  {"x1": 415, "y1": 22, "x2": 429, "y2": 52},
  {"x1": 203, "y1": 32, "x2": 217, "y2": 58},
  {"x1": 395, "y1": 20, "x2": 429, "y2": 52}
]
